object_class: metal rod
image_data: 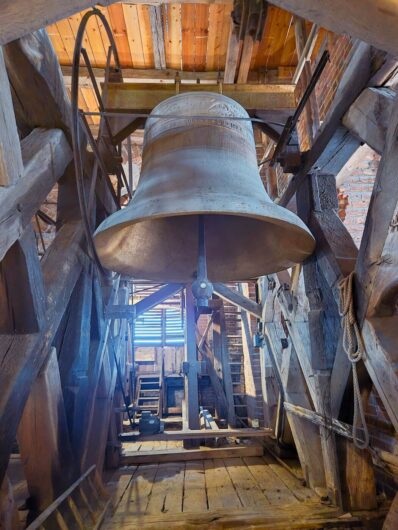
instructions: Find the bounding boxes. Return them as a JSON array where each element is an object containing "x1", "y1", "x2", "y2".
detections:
[
  {"x1": 81, "y1": 110, "x2": 286, "y2": 124},
  {"x1": 197, "y1": 215, "x2": 207, "y2": 282},
  {"x1": 271, "y1": 49, "x2": 330, "y2": 165}
]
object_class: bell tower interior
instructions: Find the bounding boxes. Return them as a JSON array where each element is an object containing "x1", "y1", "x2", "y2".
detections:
[{"x1": 0, "y1": 1, "x2": 398, "y2": 529}]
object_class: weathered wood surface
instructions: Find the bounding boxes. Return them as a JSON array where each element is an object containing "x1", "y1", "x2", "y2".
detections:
[
  {"x1": 212, "y1": 302, "x2": 237, "y2": 427},
  {"x1": 343, "y1": 87, "x2": 396, "y2": 155},
  {"x1": 269, "y1": 0, "x2": 398, "y2": 57},
  {"x1": 383, "y1": 492, "x2": 398, "y2": 530},
  {"x1": 353, "y1": 88, "x2": 398, "y2": 432},
  {"x1": 239, "y1": 283, "x2": 259, "y2": 426},
  {"x1": 261, "y1": 282, "x2": 327, "y2": 490},
  {"x1": 57, "y1": 267, "x2": 94, "y2": 457},
  {"x1": 0, "y1": 128, "x2": 72, "y2": 261},
  {"x1": 183, "y1": 285, "x2": 200, "y2": 448},
  {"x1": 149, "y1": 6, "x2": 166, "y2": 70},
  {"x1": 106, "y1": 82, "x2": 296, "y2": 113},
  {"x1": 0, "y1": 48, "x2": 23, "y2": 186},
  {"x1": 0, "y1": 226, "x2": 46, "y2": 334},
  {"x1": 0, "y1": 222, "x2": 85, "y2": 485},
  {"x1": 4, "y1": 29, "x2": 73, "y2": 142},
  {"x1": 120, "y1": 428, "x2": 271, "y2": 442},
  {"x1": 121, "y1": 445, "x2": 263, "y2": 465},
  {"x1": 214, "y1": 283, "x2": 262, "y2": 319},
  {"x1": 279, "y1": 42, "x2": 372, "y2": 207},
  {"x1": 18, "y1": 348, "x2": 75, "y2": 510},
  {"x1": 223, "y1": 19, "x2": 240, "y2": 84},
  {"x1": 83, "y1": 284, "x2": 129, "y2": 476}
]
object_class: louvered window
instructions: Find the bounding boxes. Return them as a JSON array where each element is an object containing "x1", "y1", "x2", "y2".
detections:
[{"x1": 134, "y1": 308, "x2": 184, "y2": 346}]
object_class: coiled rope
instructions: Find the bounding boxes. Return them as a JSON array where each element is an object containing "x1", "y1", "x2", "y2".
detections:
[{"x1": 338, "y1": 272, "x2": 370, "y2": 449}]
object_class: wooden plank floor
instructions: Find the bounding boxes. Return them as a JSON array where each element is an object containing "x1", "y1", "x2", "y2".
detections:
[{"x1": 102, "y1": 451, "x2": 360, "y2": 529}]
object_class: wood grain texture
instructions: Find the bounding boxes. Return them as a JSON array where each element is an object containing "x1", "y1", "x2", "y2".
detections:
[
  {"x1": 0, "y1": 48, "x2": 23, "y2": 187},
  {"x1": 0, "y1": 222, "x2": 85, "y2": 486},
  {"x1": 0, "y1": 128, "x2": 72, "y2": 261}
]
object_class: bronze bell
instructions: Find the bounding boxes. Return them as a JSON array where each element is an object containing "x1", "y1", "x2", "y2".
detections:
[{"x1": 94, "y1": 92, "x2": 315, "y2": 282}]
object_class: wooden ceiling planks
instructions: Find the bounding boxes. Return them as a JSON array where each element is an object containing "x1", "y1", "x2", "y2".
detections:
[
  {"x1": 206, "y1": 4, "x2": 230, "y2": 72},
  {"x1": 181, "y1": 4, "x2": 210, "y2": 71},
  {"x1": 253, "y1": 6, "x2": 297, "y2": 70},
  {"x1": 107, "y1": 3, "x2": 133, "y2": 67},
  {"x1": 46, "y1": 2, "x2": 300, "y2": 80},
  {"x1": 163, "y1": 4, "x2": 183, "y2": 70}
]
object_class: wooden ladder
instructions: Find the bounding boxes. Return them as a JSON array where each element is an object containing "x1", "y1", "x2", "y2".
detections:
[
  {"x1": 135, "y1": 374, "x2": 161, "y2": 417},
  {"x1": 223, "y1": 291, "x2": 249, "y2": 427},
  {"x1": 26, "y1": 465, "x2": 110, "y2": 530}
]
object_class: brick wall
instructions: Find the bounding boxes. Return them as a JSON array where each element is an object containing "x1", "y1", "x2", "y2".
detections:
[
  {"x1": 296, "y1": 32, "x2": 353, "y2": 152},
  {"x1": 337, "y1": 144, "x2": 380, "y2": 247}
]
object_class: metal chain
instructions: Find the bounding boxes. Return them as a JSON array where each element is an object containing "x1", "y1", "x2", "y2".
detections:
[{"x1": 338, "y1": 272, "x2": 370, "y2": 449}]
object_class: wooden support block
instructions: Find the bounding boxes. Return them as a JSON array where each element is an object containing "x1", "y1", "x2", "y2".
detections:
[
  {"x1": 121, "y1": 445, "x2": 263, "y2": 465},
  {"x1": 337, "y1": 437, "x2": 377, "y2": 511},
  {"x1": 343, "y1": 87, "x2": 395, "y2": 155}
]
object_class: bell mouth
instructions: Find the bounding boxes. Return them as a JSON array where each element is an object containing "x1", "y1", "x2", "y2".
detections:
[{"x1": 94, "y1": 212, "x2": 315, "y2": 282}]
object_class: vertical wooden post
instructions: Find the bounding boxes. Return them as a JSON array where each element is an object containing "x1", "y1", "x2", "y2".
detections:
[
  {"x1": 183, "y1": 284, "x2": 200, "y2": 448},
  {"x1": 239, "y1": 283, "x2": 259, "y2": 426},
  {"x1": 18, "y1": 348, "x2": 74, "y2": 511},
  {"x1": 0, "y1": 475, "x2": 19, "y2": 530},
  {"x1": 296, "y1": 173, "x2": 342, "y2": 505},
  {"x1": 213, "y1": 302, "x2": 236, "y2": 427}
]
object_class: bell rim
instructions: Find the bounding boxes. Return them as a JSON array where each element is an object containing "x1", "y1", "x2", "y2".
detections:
[{"x1": 95, "y1": 202, "x2": 314, "y2": 245}]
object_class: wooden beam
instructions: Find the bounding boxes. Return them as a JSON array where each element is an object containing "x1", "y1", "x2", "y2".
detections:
[
  {"x1": 0, "y1": 48, "x2": 23, "y2": 186},
  {"x1": 224, "y1": 19, "x2": 240, "y2": 84},
  {"x1": 0, "y1": 226, "x2": 46, "y2": 334},
  {"x1": 62, "y1": 65, "x2": 292, "y2": 85},
  {"x1": 213, "y1": 283, "x2": 262, "y2": 318},
  {"x1": 353, "y1": 90, "x2": 398, "y2": 432},
  {"x1": 343, "y1": 87, "x2": 395, "y2": 155},
  {"x1": 149, "y1": 6, "x2": 166, "y2": 70},
  {"x1": 106, "y1": 82, "x2": 296, "y2": 113},
  {"x1": 4, "y1": 29, "x2": 73, "y2": 144},
  {"x1": 57, "y1": 267, "x2": 94, "y2": 457},
  {"x1": 268, "y1": 0, "x2": 398, "y2": 57},
  {"x1": 0, "y1": 128, "x2": 72, "y2": 261},
  {"x1": 237, "y1": 35, "x2": 254, "y2": 84},
  {"x1": 199, "y1": 336, "x2": 230, "y2": 422},
  {"x1": 18, "y1": 348, "x2": 75, "y2": 511},
  {"x1": 279, "y1": 41, "x2": 372, "y2": 207},
  {"x1": 121, "y1": 445, "x2": 263, "y2": 465},
  {"x1": 183, "y1": 285, "x2": 200, "y2": 448},
  {"x1": 120, "y1": 428, "x2": 271, "y2": 442},
  {"x1": 263, "y1": 309, "x2": 327, "y2": 490},
  {"x1": 212, "y1": 302, "x2": 237, "y2": 427},
  {"x1": 0, "y1": 222, "x2": 85, "y2": 485},
  {"x1": 239, "y1": 283, "x2": 259, "y2": 426},
  {"x1": 134, "y1": 283, "x2": 184, "y2": 318}
]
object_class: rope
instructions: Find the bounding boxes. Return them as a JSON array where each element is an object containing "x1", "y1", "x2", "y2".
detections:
[{"x1": 338, "y1": 272, "x2": 370, "y2": 449}]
